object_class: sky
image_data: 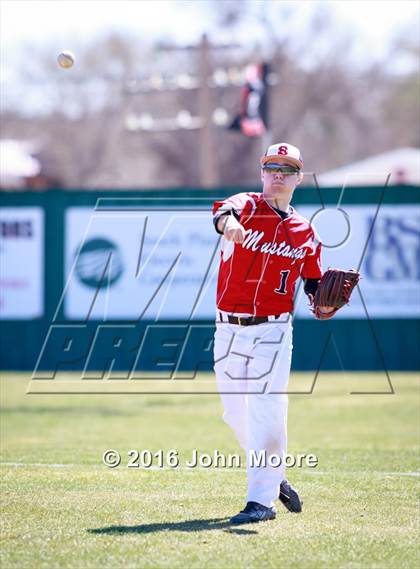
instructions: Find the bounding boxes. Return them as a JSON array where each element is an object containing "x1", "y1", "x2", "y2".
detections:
[
  {"x1": 1, "y1": 0, "x2": 418, "y2": 60},
  {"x1": 0, "y1": 0, "x2": 418, "y2": 116}
]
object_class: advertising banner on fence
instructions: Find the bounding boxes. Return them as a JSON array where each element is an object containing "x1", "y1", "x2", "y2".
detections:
[
  {"x1": 294, "y1": 204, "x2": 419, "y2": 318},
  {"x1": 64, "y1": 207, "x2": 219, "y2": 320},
  {"x1": 64, "y1": 204, "x2": 419, "y2": 320},
  {"x1": 0, "y1": 207, "x2": 44, "y2": 319}
]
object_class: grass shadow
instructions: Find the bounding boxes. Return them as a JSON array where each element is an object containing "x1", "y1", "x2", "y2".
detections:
[{"x1": 88, "y1": 517, "x2": 257, "y2": 535}]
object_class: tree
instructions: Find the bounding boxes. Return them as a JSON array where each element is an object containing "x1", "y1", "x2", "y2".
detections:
[{"x1": 1, "y1": 4, "x2": 418, "y2": 189}]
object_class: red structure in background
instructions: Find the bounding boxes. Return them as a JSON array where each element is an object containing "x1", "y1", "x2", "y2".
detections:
[{"x1": 229, "y1": 63, "x2": 270, "y2": 137}]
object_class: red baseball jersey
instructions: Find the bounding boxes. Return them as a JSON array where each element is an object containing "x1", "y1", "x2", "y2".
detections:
[{"x1": 213, "y1": 192, "x2": 322, "y2": 316}]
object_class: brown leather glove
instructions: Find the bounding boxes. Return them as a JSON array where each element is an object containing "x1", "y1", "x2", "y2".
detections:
[{"x1": 311, "y1": 268, "x2": 360, "y2": 320}]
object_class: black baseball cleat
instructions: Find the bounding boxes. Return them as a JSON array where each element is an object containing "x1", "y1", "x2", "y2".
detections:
[
  {"x1": 229, "y1": 501, "x2": 276, "y2": 525},
  {"x1": 279, "y1": 480, "x2": 302, "y2": 513}
]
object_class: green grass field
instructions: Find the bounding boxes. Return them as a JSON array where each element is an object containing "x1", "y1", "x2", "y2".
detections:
[{"x1": 1, "y1": 372, "x2": 419, "y2": 569}]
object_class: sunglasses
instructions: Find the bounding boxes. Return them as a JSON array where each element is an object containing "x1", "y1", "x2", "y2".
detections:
[{"x1": 263, "y1": 165, "x2": 300, "y2": 175}]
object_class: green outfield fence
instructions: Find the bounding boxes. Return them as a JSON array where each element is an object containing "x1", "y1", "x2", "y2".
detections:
[{"x1": 1, "y1": 185, "x2": 419, "y2": 372}]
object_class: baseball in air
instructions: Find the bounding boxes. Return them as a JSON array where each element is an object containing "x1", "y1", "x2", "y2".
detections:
[{"x1": 57, "y1": 51, "x2": 75, "y2": 69}]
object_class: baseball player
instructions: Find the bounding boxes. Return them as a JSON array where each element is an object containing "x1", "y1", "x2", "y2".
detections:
[{"x1": 213, "y1": 142, "x2": 331, "y2": 525}]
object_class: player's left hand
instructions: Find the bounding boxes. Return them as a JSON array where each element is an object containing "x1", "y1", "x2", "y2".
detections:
[
  {"x1": 314, "y1": 305, "x2": 337, "y2": 319},
  {"x1": 308, "y1": 294, "x2": 337, "y2": 320}
]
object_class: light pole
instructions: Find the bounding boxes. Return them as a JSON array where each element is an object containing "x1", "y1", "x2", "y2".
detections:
[
  {"x1": 124, "y1": 35, "x2": 242, "y2": 188},
  {"x1": 123, "y1": 38, "x2": 275, "y2": 187},
  {"x1": 198, "y1": 34, "x2": 218, "y2": 187}
]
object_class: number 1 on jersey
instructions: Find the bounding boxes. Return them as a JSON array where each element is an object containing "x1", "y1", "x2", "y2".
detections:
[{"x1": 274, "y1": 270, "x2": 290, "y2": 295}]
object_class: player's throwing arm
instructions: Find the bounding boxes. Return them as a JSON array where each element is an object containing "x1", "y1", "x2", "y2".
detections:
[{"x1": 217, "y1": 215, "x2": 246, "y2": 244}]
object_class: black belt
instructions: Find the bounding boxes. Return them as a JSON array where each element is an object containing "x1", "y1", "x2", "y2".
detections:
[{"x1": 222, "y1": 313, "x2": 283, "y2": 326}]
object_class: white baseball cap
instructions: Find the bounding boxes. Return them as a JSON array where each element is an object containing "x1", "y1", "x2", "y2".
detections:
[{"x1": 260, "y1": 142, "x2": 303, "y2": 170}]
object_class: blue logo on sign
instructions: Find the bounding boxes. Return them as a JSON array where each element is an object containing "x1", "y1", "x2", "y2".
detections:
[
  {"x1": 364, "y1": 215, "x2": 420, "y2": 280},
  {"x1": 74, "y1": 238, "x2": 124, "y2": 288}
]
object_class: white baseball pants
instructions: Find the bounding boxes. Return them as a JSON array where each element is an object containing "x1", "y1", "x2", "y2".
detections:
[{"x1": 214, "y1": 314, "x2": 293, "y2": 508}]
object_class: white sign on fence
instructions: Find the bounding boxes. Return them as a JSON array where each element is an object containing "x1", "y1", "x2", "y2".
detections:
[
  {"x1": 295, "y1": 205, "x2": 420, "y2": 318},
  {"x1": 0, "y1": 207, "x2": 44, "y2": 319},
  {"x1": 64, "y1": 207, "x2": 219, "y2": 320},
  {"x1": 64, "y1": 204, "x2": 419, "y2": 320}
]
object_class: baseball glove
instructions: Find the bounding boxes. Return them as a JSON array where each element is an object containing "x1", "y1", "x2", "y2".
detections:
[{"x1": 311, "y1": 268, "x2": 360, "y2": 320}]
